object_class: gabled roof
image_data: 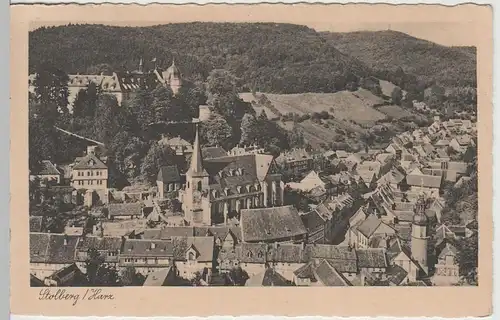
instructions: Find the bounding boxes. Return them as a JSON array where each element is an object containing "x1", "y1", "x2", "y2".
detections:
[
  {"x1": 72, "y1": 153, "x2": 107, "y2": 170},
  {"x1": 33, "y1": 160, "x2": 61, "y2": 176},
  {"x1": 301, "y1": 209, "x2": 326, "y2": 232},
  {"x1": 240, "y1": 206, "x2": 307, "y2": 242},
  {"x1": 30, "y1": 233, "x2": 79, "y2": 264},
  {"x1": 157, "y1": 165, "x2": 181, "y2": 183},
  {"x1": 313, "y1": 260, "x2": 351, "y2": 286},
  {"x1": 357, "y1": 215, "x2": 382, "y2": 238},
  {"x1": 356, "y1": 248, "x2": 387, "y2": 268},
  {"x1": 305, "y1": 245, "x2": 357, "y2": 273},
  {"x1": 406, "y1": 174, "x2": 442, "y2": 189},
  {"x1": 202, "y1": 146, "x2": 228, "y2": 159},
  {"x1": 121, "y1": 239, "x2": 174, "y2": 257},
  {"x1": 386, "y1": 264, "x2": 408, "y2": 286},
  {"x1": 245, "y1": 268, "x2": 290, "y2": 286},
  {"x1": 107, "y1": 202, "x2": 143, "y2": 217},
  {"x1": 143, "y1": 267, "x2": 176, "y2": 286},
  {"x1": 172, "y1": 236, "x2": 214, "y2": 262}
]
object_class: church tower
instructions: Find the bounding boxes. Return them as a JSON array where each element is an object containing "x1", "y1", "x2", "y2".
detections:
[
  {"x1": 183, "y1": 123, "x2": 210, "y2": 225},
  {"x1": 411, "y1": 194, "x2": 429, "y2": 275}
]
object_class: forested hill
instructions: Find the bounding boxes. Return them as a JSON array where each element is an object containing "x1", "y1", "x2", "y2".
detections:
[
  {"x1": 321, "y1": 30, "x2": 477, "y2": 89},
  {"x1": 29, "y1": 23, "x2": 370, "y2": 94}
]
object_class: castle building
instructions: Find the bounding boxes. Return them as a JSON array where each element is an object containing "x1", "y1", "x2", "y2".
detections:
[
  {"x1": 28, "y1": 59, "x2": 184, "y2": 112},
  {"x1": 411, "y1": 195, "x2": 429, "y2": 275},
  {"x1": 150, "y1": 59, "x2": 183, "y2": 95},
  {"x1": 179, "y1": 124, "x2": 285, "y2": 226}
]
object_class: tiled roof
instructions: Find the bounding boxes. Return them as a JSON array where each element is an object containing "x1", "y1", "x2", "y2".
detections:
[
  {"x1": 157, "y1": 166, "x2": 181, "y2": 183},
  {"x1": 107, "y1": 202, "x2": 143, "y2": 217},
  {"x1": 293, "y1": 261, "x2": 315, "y2": 279},
  {"x1": 162, "y1": 136, "x2": 191, "y2": 147},
  {"x1": 172, "y1": 236, "x2": 214, "y2": 262},
  {"x1": 306, "y1": 245, "x2": 357, "y2": 273},
  {"x1": 394, "y1": 224, "x2": 412, "y2": 242},
  {"x1": 313, "y1": 259, "x2": 350, "y2": 286},
  {"x1": 204, "y1": 154, "x2": 264, "y2": 192},
  {"x1": 393, "y1": 210, "x2": 414, "y2": 222},
  {"x1": 378, "y1": 169, "x2": 405, "y2": 185},
  {"x1": 30, "y1": 233, "x2": 80, "y2": 264},
  {"x1": 76, "y1": 236, "x2": 123, "y2": 252},
  {"x1": 240, "y1": 206, "x2": 307, "y2": 242},
  {"x1": 30, "y1": 233, "x2": 51, "y2": 263},
  {"x1": 33, "y1": 160, "x2": 61, "y2": 176},
  {"x1": 268, "y1": 244, "x2": 306, "y2": 263},
  {"x1": 245, "y1": 268, "x2": 290, "y2": 286},
  {"x1": 49, "y1": 263, "x2": 83, "y2": 285},
  {"x1": 143, "y1": 267, "x2": 175, "y2": 286},
  {"x1": 121, "y1": 239, "x2": 174, "y2": 257},
  {"x1": 202, "y1": 146, "x2": 228, "y2": 159},
  {"x1": 406, "y1": 174, "x2": 442, "y2": 189},
  {"x1": 357, "y1": 215, "x2": 382, "y2": 238},
  {"x1": 72, "y1": 153, "x2": 107, "y2": 170},
  {"x1": 386, "y1": 264, "x2": 408, "y2": 285},
  {"x1": 301, "y1": 210, "x2": 326, "y2": 232},
  {"x1": 237, "y1": 243, "x2": 268, "y2": 263},
  {"x1": 276, "y1": 148, "x2": 312, "y2": 164},
  {"x1": 356, "y1": 248, "x2": 387, "y2": 268}
]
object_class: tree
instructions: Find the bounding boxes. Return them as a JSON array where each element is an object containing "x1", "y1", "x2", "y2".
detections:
[
  {"x1": 455, "y1": 234, "x2": 478, "y2": 285},
  {"x1": 199, "y1": 114, "x2": 233, "y2": 148},
  {"x1": 391, "y1": 86, "x2": 403, "y2": 105},
  {"x1": 128, "y1": 86, "x2": 154, "y2": 136},
  {"x1": 226, "y1": 267, "x2": 249, "y2": 286},
  {"x1": 33, "y1": 64, "x2": 69, "y2": 113},
  {"x1": 92, "y1": 94, "x2": 126, "y2": 144},
  {"x1": 240, "y1": 113, "x2": 258, "y2": 144},
  {"x1": 119, "y1": 266, "x2": 145, "y2": 286},
  {"x1": 140, "y1": 143, "x2": 177, "y2": 185},
  {"x1": 84, "y1": 248, "x2": 120, "y2": 286}
]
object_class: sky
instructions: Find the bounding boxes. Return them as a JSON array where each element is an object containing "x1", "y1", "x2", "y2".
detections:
[{"x1": 28, "y1": 4, "x2": 485, "y2": 47}]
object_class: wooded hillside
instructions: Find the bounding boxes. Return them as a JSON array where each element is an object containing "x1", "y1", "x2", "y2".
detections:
[
  {"x1": 29, "y1": 23, "x2": 370, "y2": 94},
  {"x1": 321, "y1": 30, "x2": 476, "y2": 89}
]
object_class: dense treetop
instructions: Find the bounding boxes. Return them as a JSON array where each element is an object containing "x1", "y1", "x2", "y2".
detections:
[
  {"x1": 29, "y1": 22, "x2": 370, "y2": 93},
  {"x1": 322, "y1": 30, "x2": 477, "y2": 89}
]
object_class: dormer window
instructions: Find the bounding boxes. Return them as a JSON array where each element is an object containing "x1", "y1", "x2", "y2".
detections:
[
  {"x1": 257, "y1": 251, "x2": 263, "y2": 258},
  {"x1": 88, "y1": 159, "x2": 95, "y2": 166},
  {"x1": 239, "y1": 168, "x2": 244, "y2": 175},
  {"x1": 224, "y1": 188, "x2": 230, "y2": 196},
  {"x1": 247, "y1": 251, "x2": 253, "y2": 258},
  {"x1": 236, "y1": 186, "x2": 242, "y2": 194},
  {"x1": 188, "y1": 251, "x2": 196, "y2": 261}
]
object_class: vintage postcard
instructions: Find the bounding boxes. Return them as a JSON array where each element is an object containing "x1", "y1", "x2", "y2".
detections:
[{"x1": 10, "y1": 3, "x2": 493, "y2": 317}]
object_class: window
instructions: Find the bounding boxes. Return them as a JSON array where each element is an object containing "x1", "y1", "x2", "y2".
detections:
[
  {"x1": 197, "y1": 181, "x2": 202, "y2": 191},
  {"x1": 87, "y1": 171, "x2": 90, "y2": 176},
  {"x1": 188, "y1": 252, "x2": 196, "y2": 261}
]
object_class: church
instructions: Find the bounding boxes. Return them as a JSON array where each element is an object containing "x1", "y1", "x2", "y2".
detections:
[{"x1": 178, "y1": 124, "x2": 286, "y2": 226}]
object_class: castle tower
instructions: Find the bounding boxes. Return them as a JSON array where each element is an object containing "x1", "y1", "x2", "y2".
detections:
[
  {"x1": 184, "y1": 124, "x2": 210, "y2": 225},
  {"x1": 411, "y1": 194, "x2": 429, "y2": 275},
  {"x1": 163, "y1": 59, "x2": 182, "y2": 95}
]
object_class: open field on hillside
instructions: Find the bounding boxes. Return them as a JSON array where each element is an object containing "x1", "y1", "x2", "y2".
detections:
[
  {"x1": 240, "y1": 88, "x2": 388, "y2": 124},
  {"x1": 377, "y1": 105, "x2": 415, "y2": 119}
]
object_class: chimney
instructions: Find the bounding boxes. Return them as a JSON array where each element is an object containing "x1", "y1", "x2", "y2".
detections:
[
  {"x1": 151, "y1": 242, "x2": 156, "y2": 249},
  {"x1": 63, "y1": 234, "x2": 69, "y2": 246}
]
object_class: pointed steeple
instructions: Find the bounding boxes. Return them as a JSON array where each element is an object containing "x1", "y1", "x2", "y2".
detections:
[{"x1": 187, "y1": 124, "x2": 208, "y2": 177}]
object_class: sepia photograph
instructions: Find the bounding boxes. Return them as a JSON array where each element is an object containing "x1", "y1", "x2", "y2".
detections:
[
  {"x1": 10, "y1": 2, "x2": 493, "y2": 317},
  {"x1": 27, "y1": 16, "x2": 480, "y2": 289}
]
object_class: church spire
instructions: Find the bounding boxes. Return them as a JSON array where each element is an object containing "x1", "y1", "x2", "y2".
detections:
[
  {"x1": 139, "y1": 57, "x2": 143, "y2": 73},
  {"x1": 187, "y1": 123, "x2": 207, "y2": 177}
]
